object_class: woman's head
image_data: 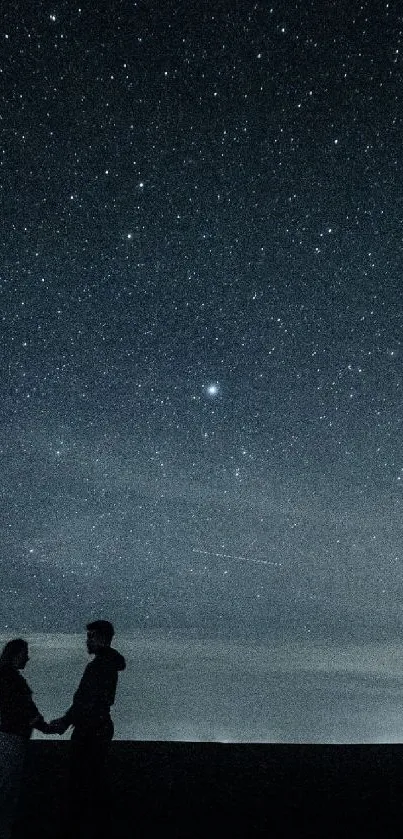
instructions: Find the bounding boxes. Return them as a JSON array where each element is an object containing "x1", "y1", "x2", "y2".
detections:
[{"x1": 0, "y1": 638, "x2": 29, "y2": 669}]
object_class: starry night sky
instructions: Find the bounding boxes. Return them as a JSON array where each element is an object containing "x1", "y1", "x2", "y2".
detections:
[{"x1": 2, "y1": 0, "x2": 403, "y2": 641}]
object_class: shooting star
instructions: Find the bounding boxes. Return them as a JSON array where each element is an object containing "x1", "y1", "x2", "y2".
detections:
[{"x1": 192, "y1": 549, "x2": 281, "y2": 567}]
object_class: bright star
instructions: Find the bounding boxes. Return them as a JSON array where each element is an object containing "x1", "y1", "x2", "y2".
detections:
[{"x1": 205, "y1": 383, "x2": 220, "y2": 397}]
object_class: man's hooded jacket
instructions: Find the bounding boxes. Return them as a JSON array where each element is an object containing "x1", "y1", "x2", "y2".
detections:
[{"x1": 61, "y1": 645, "x2": 126, "y2": 733}]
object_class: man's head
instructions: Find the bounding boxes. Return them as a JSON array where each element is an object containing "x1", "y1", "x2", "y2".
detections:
[{"x1": 86, "y1": 620, "x2": 114, "y2": 654}]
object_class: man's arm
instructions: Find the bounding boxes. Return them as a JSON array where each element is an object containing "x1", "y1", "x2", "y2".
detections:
[
  {"x1": 48, "y1": 665, "x2": 90, "y2": 733},
  {"x1": 49, "y1": 659, "x2": 115, "y2": 733}
]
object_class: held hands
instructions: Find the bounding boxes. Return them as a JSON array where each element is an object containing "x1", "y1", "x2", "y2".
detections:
[
  {"x1": 47, "y1": 717, "x2": 69, "y2": 735},
  {"x1": 29, "y1": 715, "x2": 67, "y2": 735},
  {"x1": 29, "y1": 713, "x2": 69, "y2": 735}
]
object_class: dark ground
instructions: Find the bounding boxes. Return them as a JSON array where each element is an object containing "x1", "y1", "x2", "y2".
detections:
[{"x1": 12, "y1": 742, "x2": 403, "y2": 838}]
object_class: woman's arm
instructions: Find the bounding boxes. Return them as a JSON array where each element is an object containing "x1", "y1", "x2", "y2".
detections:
[{"x1": 29, "y1": 712, "x2": 51, "y2": 733}]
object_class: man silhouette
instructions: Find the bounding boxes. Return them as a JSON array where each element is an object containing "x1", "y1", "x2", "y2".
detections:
[{"x1": 49, "y1": 620, "x2": 126, "y2": 837}]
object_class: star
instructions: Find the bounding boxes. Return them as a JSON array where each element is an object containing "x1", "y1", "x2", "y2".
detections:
[{"x1": 205, "y1": 383, "x2": 220, "y2": 397}]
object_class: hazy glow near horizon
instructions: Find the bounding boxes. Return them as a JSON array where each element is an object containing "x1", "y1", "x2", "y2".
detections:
[{"x1": 12, "y1": 633, "x2": 403, "y2": 743}]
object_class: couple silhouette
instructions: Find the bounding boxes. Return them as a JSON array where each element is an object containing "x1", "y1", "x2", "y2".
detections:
[{"x1": 0, "y1": 619, "x2": 126, "y2": 839}]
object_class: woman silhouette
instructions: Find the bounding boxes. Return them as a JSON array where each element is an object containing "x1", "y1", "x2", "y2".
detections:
[{"x1": 0, "y1": 638, "x2": 50, "y2": 838}]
